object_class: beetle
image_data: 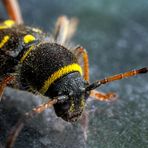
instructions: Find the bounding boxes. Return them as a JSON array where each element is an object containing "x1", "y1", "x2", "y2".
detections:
[{"x1": 0, "y1": 0, "x2": 147, "y2": 147}]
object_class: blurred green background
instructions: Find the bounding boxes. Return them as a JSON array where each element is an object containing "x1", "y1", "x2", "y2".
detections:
[{"x1": 0, "y1": 0, "x2": 148, "y2": 148}]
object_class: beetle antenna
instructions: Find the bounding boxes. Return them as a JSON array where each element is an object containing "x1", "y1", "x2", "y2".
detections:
[{"x1": 86, "y1": 67, "x2": 148, "y2": 91}]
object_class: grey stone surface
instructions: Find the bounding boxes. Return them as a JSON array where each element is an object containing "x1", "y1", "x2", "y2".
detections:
[{"x1": 0, "y1": 0, "x2": 148, "y2": 148}]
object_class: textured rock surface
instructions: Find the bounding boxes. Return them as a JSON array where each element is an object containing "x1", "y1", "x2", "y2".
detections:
[{"x1": 0, "y1": 0, "x2": 148, "y2": 148}]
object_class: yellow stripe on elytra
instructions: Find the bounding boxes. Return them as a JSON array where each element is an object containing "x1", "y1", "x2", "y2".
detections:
[
  {"x1": 39, "y1": 63, "x2": 83, "y2": 94},
  {"x1": 20, "y1": 46, "x2": 34, "y2": 63},
  {"x1": 0, "y1": 20, "x2": 15, "y2": 29},
  {"x1": 0, "y1": 35, "x2": 10, "y2": 48}
]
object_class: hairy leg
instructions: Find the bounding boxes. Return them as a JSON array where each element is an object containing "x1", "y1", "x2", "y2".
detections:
[
  {"x1": 73, "y1": 46, "x2": 117, "y2": 101},
  {"x1": 90, "y1": 90, "x2": 117, "y2": 101},
  {"x1": 74, "y1": 46, "x2": 89, "y2": 82},
  {"x1": 2, "y1": 0, "x2": 23, "y2": 24},
  {"x1": 52, "y1": 16, "x2": 78, "y2": 45}
]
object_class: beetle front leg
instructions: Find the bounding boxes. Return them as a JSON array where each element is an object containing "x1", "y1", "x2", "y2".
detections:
[
  {"x1": 90, "y1": 90, "x2": 117, "y2": 101},
  {"x1": 73, "y1": 46, "x2": 90, "y2": 82},
  {"x1": 74, "y1": 46, "x2": 117, "y2": 101}
]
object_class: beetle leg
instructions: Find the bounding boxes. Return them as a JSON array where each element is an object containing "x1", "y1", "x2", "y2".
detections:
[
  {"x1": 73, "y1": 46, "x2": 117, "y2": 101},
  {"x1": 53, "y1": 16, "x2": 78, "y2": 45},
  {"x1": 87, "y1": 68, "x2": 148, "y2": 101},
  {"x1": 6, "y1": 99, "x2": 57, "y2": 148},
  {"x1": 0, "y1": 75, "x2": 15, "y2": 101},
  {"x1": 90, "y1": 90, "x2": 117, "y2": 101},
  {"x1": 66, "y1": 17, "x2": 78, "y2": 43},
  {"x1": 2, "y1": 0, "x2": 23, "y2": 24},
  {"x1": 52, "y1": 16, "x2": 69, "y2": 44},
  {"x1": 74, "y1": 46, "x2": 89, "y2": 82}
]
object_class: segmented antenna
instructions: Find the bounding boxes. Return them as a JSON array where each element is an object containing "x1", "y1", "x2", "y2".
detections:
[{"x1": 86, "y1": 67, "x2": 148, "y2": 91}]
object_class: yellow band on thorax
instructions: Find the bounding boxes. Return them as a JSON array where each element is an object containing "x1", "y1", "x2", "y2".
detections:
[
  {"x1": 39, "y1": 63, "x2": 83, "y2": 94},
  {"x1": 20, "y1": 46, "x2": 34, "y2": 63},
  {"x1": 0, "y1": 35, "x2": 10, "y2": 48}
]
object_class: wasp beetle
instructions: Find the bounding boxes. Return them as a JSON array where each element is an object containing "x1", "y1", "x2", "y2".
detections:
[{"x1": 0, "y1": 0, "x2": 148, "y2": 147}]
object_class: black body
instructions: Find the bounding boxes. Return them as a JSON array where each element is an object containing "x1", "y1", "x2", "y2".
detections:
[{"x1": 0, "y1": 21, "x2": 89, "y2": 122}]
